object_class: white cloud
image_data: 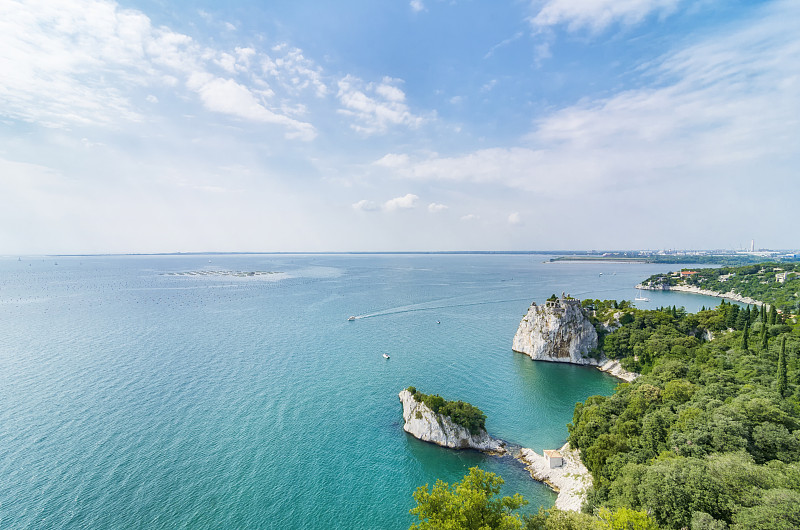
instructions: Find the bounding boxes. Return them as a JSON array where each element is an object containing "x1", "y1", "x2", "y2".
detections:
[
  {"x1": 337, "y1": 75, "x2": 424, "y2": 135},
  {"x1": 460, "y1": 214, "x2": 478, "y2": 222},
  {"x1": 379, "y1": 2, "x2": 800, "y2": 195},
  {"x1": 146, "y1": 94, "x2": 159, "y2": 103},
  {"x1": 508, "y1": 212, "x2": 522, "y2": 225},
  {"x1": 530, "y1": 0, "x2": 684, "y2": 33},
  {"x1": 262, "y1": 44, "x2": 328, "y2": 98},
  {"x1": 352, "y1": 199, "x2": 380, "y2": 211},
  {"x1": 186, "y1": 73, "x2": 316, "y2": 140},
  {"x1": 384, "y1": 193, "x2": 419, "y2": 211},
  {"x1": 0, "y1": 0, "x2": 321, "y2": 139},
  {"x1": 428, "y1": 203, "x2": 448, "y2": 213},
  {"x1": 374, "y1": 153, "x2": 410, "y2": 168},
  {"x1": 410, "y1": 1, "x2": 425, "y2": 13}
]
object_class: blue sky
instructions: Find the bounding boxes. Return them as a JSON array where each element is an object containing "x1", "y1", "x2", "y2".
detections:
[{"x1": 1, "y1": 0, "x2": 797, "y2": 253}]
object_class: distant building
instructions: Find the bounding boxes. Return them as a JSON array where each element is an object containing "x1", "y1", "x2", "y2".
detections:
[
  {"x1": 544, "y1": 450, "x2": 563, "y2": 468},
  {"x1": 680, "y1": 271, "x2": 699, "y2": 277}
]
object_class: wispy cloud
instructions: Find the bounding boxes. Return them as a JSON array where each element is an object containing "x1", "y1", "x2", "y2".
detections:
[
  {"x1": 0, "y1": 0, "x2": 319, "y2": 139},
  {"x1": 529, "y1": 0, "x2": 684, "y2": 33},
  {"x1": 410, "y1": 1, "x2": 425, "y2": 13},
  {"x1": 376, "y1": 1, "x2": 800, "y2": 195},
  {"x1": 428, "y1": 203, "x2": 448, "y2": 213},
  {"x1": 508, "y1": 212, "x2": 522, "y2": 225},
  {"x1": 352, "y1": 199, "x2": 380, "y2": 211},
  {"x1": 337, "y1": 75, "x2": 424, "y2": 135}
]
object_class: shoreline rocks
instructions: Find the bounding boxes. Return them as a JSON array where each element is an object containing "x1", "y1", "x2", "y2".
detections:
[
  {"x1": 636, "y1": 283, "x2": 766, "y2": 308},
  {"x1": 515, "y1": 442, "x2": 592, "y2": 512}
]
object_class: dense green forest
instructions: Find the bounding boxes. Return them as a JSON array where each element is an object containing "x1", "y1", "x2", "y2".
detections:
[
  {"x1": 641, "y1": 262, "x2": 800, "y2": 314},
  {"x1": 406, "y1": 386, "x2": 487, "y2": 435},
  {"x1": 568, "y1": 300, "x2": 800, "y2": 529}
]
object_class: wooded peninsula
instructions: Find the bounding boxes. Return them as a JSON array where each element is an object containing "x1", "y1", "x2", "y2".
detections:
[{"x1": 408, "y1": 262, "x2": 800, "y2": 530}]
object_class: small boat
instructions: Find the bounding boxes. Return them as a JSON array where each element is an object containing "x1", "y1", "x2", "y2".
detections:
[
  {"x1": 436, "y1": 320, "x2": 440, "y2": 324},
  {"x1": 635, "y1": 289, "x2": 650, "y2": 302},
  {"x1": 347, "y1": 316, "x2": 356, "y2": 321},
  {"x1": 383, "y1": 353, "x2": 390, "y2": 359}
]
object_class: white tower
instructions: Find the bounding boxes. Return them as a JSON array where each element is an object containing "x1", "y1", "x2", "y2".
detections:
[{"x1": 750, "y1": 240, "x2": 755, "y2": 252}]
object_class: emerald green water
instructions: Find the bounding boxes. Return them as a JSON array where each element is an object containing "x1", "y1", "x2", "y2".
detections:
[{"x1": 0, "y1": 254, "x2": 723, "y2": 528}]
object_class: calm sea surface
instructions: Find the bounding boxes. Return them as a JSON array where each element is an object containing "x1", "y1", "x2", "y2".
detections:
[{"x1": 0, "y1": 254, "x2": 726, "y2": 529}]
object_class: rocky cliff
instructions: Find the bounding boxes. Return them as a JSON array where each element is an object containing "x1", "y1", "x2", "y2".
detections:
[
  {"x1": 398, "y1": 389, "x2": 506, "y2": 453},
  {"x1": 512, "y1": 297, "x2": 600, "y2": 366}
]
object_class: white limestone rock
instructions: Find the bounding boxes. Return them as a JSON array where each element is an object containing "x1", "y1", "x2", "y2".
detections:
[
  {"x1": 512, "y1": 298, "x2": 600, "y2": 366},
  {"x1": 398, "y1": 390, "x2": 505, "y2": 453}
]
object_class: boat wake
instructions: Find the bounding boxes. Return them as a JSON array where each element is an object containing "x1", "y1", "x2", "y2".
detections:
[{"x1": 350, "y1": 296, "x2": 534, "y2": 320}]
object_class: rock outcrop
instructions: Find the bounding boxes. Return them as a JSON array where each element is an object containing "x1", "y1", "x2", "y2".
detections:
[
  {"x1": 512, "y1": 296, "x2": 639, "y2": 382},
  {"x1": 398, "y1": 389, "x2": 506, "y2": 453},
  {"x1": 512, "y1": 297, "x2": 600, "y2": 366}
]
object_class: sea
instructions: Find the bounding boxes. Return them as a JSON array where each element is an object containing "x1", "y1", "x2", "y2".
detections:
[{"x1": 0, "y1": 254, "x2": 730, "y2": 529}]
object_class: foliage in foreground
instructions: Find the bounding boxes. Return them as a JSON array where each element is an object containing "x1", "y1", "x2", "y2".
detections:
[
  {"x1": 409, "y1": 467, "x2": 658, "y2": 530},
  {"x1": 407, "y1": 386, "x2": 487, "y2": 435}
]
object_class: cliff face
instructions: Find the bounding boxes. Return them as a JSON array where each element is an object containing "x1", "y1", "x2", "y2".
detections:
[
  {"x1": 512, "y1": 298, "x2": 600, "y2": 366},
  {"x1": 398, "y1": 390, "x2": 505, "y2": 453}
]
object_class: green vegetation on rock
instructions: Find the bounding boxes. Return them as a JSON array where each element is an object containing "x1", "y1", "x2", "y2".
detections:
[{"x1": 406, "y1": 386, "x2": 487, "y2": 435}]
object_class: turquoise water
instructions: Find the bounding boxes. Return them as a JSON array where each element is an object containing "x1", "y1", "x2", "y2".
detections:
[{"x1": 0, "y1": 255, "x2": 725, "y2": 529}]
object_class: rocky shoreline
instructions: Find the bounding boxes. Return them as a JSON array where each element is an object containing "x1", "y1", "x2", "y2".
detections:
[
  {"x1": 515, "y1": 443, "x2": 592, "y2": 511},
  {"x1": 399, "y1": 388, "x2": 591, "y2": 511},
  {"x1": 636, "y1": 283, "x2": 765, "y2": 307}
]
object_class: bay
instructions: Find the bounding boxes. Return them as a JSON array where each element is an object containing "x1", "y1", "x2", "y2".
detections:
[{"x1": 0, "y1": 254, "x2": 726, "y2": 529}]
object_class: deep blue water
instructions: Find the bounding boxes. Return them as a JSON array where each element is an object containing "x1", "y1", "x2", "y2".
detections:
[{"x1": 0, "y1": 254, "x2": 726, "y2": 529}]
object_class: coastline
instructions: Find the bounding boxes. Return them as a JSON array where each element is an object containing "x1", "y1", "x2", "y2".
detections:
[
  {"x1": 636, "y1": 283, "x2": 765, "y2": 307},
  {"x1": 514, "y1": 443, "x2": 591, "y2": 512}
]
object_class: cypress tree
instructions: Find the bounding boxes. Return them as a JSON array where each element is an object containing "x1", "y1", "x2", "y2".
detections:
[
  {"x1": 741, "y1": 321, "x2": 750, "y2": 351},
  {"x1": 769, "y1": 306, "x2": 777, "y2": 325},
  {"x1": 760, "y1": 304, "x2": 766, "y2": 322},
  {"x1": 777, "y1": 336, "x2": 788, "y2": 397},
  {"x1": 761, "y1": 327, "x2": 769, "y2": 351},
  {"x1": 750, "y1": 305, "x2": 759, "y2": 324}
]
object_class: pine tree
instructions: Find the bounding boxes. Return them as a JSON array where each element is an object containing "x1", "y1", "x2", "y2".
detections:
[
  {"x1": 741, "y1": 321, "x2": 750, "y2": 351},
  {"x1": 777, "y1": 336, "x2": 788, "y2": 397},
  {"x1": 727, "y1": 304, "x2": 740, "y2": 329}
]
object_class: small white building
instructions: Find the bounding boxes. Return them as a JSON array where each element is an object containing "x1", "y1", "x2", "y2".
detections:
[{"x1": 544, "y1": 449, "x2": 563, "y2": 468}]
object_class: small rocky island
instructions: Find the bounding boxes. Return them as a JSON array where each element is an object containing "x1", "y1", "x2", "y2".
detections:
[
  {"x1": 512, "y1": 294, "x2": 638, "y2": 382},
  {"x1": 398, "y1": 387, "x2": 506, "y2": 453}
]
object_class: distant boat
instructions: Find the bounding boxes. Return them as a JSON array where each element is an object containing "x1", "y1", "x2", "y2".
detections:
[
  {"x1": 383, "y1": 353, "x2": 390, "y2": 359},
  {"x1": 347, "y1": 316, "x2": 356, "y2": 321},
  {"x1": 436, "y1": 320, "x2": 440, "y2": 324},
  {"x1": 635, "y1": 289, "x2": 650, "y2": 302},
  {"x1": 599, "y1": 272, "x2": 603, "y2": 276}
]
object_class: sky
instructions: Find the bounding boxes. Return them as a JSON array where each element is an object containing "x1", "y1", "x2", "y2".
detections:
[{"x1": 1, "y1": 0, "x2": 798, "y2": 254}]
